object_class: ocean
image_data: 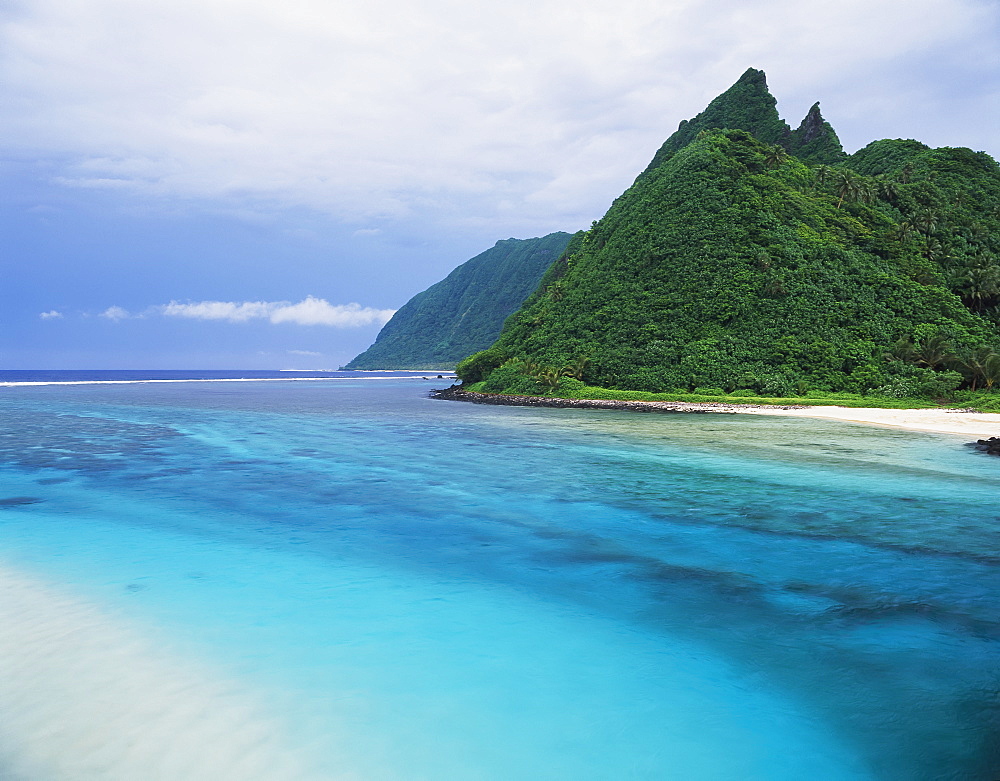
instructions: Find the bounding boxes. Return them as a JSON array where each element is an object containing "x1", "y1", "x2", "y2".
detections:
[{"x1": 0, "y1": 372, "x2": 997, "y2": 779}]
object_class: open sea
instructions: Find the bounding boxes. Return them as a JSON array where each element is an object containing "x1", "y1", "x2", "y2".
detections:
[{"x1": 0, "y1": 370, "x2": 997, "y2": 780}]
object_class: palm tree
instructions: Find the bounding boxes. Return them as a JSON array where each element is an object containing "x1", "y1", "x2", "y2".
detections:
[
  {"x1": 519, "y1": 358, "x2": 543, "y2": 378},
  {"x1": 764, "y1": 146, "x2": 789, "y2": 169},
  {"x1": 923, "y1": 237, "x2": 949, "y2": 263},
  {"x1": 834, "y1": 171, "x2": 871, "y2": 208},
  {"x1": 562, "y1": 356, "x2": 591, "y2": 381},
  {"x1": 951, "y1": 346, "x2": 1000, "y2": 391},
  {"x1": 961, "y1": 263, "x2": 1000, "y2": 313},
  {"x1": 913, "y1": 207, "x2": 940, "y2": 236},
  {"x1": 537, "y1": 367, "x2": 565, "y2": 393},
  {"x1": 913, "y1": 334, "x2": 954, "y2": 370},
  {"x1": 984, "y1": 351, "x2": 1000, "y2": 390},
  {"x1": 875, "y1": 175, "x2": 900, "y2": 203},
  {"x1": 969, "y1": 223, "x2": 989, "y2": 244},
  {"x1": 834, "y1": 171, "x2": 857, "y2": 208},
  {"x1": 813, "y1": 165, "x2": 832, "y2": 191},
  {"x1": 886, "y1": 336, "x2": 918, "y2": 364},
  {"x1": 886, "y1": 333, "x2": 953, "y2": 370},
  {"x1": 894, "y1": 220, "x2": 916, "y2": 242}
]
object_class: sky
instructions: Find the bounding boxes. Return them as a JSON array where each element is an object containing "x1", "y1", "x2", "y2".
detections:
[{"x1": 2, "y1": 0, "x2": 999, "y2": 369}]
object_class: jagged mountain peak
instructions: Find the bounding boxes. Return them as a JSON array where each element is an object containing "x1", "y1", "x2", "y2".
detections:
[
  {"x1": 787, "y1": 102, "x2": 846, "y2": 164},
  {"x1": 642, "y1": 69, "x2": 851, "y2": 174},
  {"x1": 641, "y1": 68, "x2": 789, "y2": 175},
  {"x1": 735, "y1": 66, "x2": 768, "y2": 85}
]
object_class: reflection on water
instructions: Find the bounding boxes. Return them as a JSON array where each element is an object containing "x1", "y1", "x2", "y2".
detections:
[{"x1": 0, "y1": 380, "x2": 998, "y2": 779}]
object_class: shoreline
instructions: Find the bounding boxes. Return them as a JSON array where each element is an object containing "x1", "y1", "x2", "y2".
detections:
[{"x1": 431, "y1": 387, "x2": 1000, "y2": 439}]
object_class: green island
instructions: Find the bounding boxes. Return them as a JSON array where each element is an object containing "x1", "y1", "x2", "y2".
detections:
[
  {"x1": 449, "y1": 68, "x2": 1000, "y2": 413},
  {"x1": 347, "y1": 232, "x2": 572, "y2": 370}
]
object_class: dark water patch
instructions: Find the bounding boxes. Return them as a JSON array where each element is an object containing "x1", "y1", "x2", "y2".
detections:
[
  {"x1": 124, "y1": 467, "x2": 197, "y2": 481},
  {"x1": 640, "y1": 502, "x2": 1000, "y2": 567},
  {"x1": 0, "y1": 410, "x2": 184, "y2": 476},
  {"x1": 0, "y1": 496, "x2": 43, "y2": 507}
]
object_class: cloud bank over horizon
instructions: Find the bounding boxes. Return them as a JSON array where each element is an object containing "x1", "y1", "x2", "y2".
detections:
[{"x1": 3, "y1": 0, "x2": 998, "y2": 233}]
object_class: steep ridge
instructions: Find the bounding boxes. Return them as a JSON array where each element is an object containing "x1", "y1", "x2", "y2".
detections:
[
  {"x1": 347, "y1": 232, "x2": 572, "y2": 369},
  {"x1": 460, "y1": 71, "x2": 1000, "y2": 399}
]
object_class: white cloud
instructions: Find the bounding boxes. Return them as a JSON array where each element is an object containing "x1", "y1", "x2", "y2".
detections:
[
  {"x1": 39, "y1": 310, "x2": 63, "y2": 319},
  {"x1": 268, "y1": 298, "x2": 393, "y2": 327},
  {"x1": 288, "y1": 349, "x2": 322, "y2": 356},
  {"x1": 160, "y1": 297, "x2": 395, "y2": 327},
  {"x1": 1, "y1": 0, "x2": 996, "y2": 233},
  {"x1": 161, "y1": 300, "x2": 273, "y2": 322},
  {"x1": 99, "y1": 306, "x2": 131, "y2": 321}
]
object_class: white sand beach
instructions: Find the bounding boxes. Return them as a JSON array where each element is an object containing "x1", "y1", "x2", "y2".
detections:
[
  {"x1": 733, "y1": 405, "x2": 1000, "y2": 438},
  {"x1": 0, "y1": 565, "x2": 318, "y2": 781}
]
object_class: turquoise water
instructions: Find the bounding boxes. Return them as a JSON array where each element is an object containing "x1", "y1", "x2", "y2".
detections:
[{"x1": 0, "y1": 379, "x2": 997, "y2": 779}]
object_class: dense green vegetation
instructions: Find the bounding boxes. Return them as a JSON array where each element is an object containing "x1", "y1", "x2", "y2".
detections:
[
  {"x1": 347, "y1": 232, "x2": 572, "y2": 369},
  {"x1": 460, "y1": 71, "x2": 1000, "y2": 408}
]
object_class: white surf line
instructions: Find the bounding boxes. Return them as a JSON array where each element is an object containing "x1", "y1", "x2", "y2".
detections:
[
  {"x1": 0, "y1": 376, "x2": 454, "y2": 387},
  {"x1": 0, "y1": 564, "x2": 329, "y2": 780}
]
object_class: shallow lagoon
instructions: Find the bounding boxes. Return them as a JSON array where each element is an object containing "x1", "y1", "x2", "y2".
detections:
[{"x1": 0, "y1": 378, "x2": 997, "y2": 779}]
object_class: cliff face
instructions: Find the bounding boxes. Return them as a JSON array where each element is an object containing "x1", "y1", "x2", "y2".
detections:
[{"x1": 346, "y1": 232, "x2": 573, "y2": 369}]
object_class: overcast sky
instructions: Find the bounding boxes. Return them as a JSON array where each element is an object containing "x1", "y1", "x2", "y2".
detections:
[{"x1": 3, "y1": 0, "x2": 998, "y2": 368}]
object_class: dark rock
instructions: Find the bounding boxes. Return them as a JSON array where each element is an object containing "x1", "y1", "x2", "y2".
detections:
[{"x1": 968, "y1": 437, "x2": 1000, "y2": 456}]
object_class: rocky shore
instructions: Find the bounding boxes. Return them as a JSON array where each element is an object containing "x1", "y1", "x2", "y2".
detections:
[
  {"x1": 969, "y1": 437, "x2": 1000, "y2": 456},
  {"x1": 429, "y1": 386, "x2": 807, "y2": 414}
]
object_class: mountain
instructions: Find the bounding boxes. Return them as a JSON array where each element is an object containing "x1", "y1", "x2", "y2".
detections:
[
  {"x1": 346, "y1": 232, "x2": 573, "y2": 369},
  {"x1": 459, "y1": 71, "x2": 1000, "y2": 399},
  {"x1": 641, "y1": 68, "x2": 845, "y2": 175}
]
